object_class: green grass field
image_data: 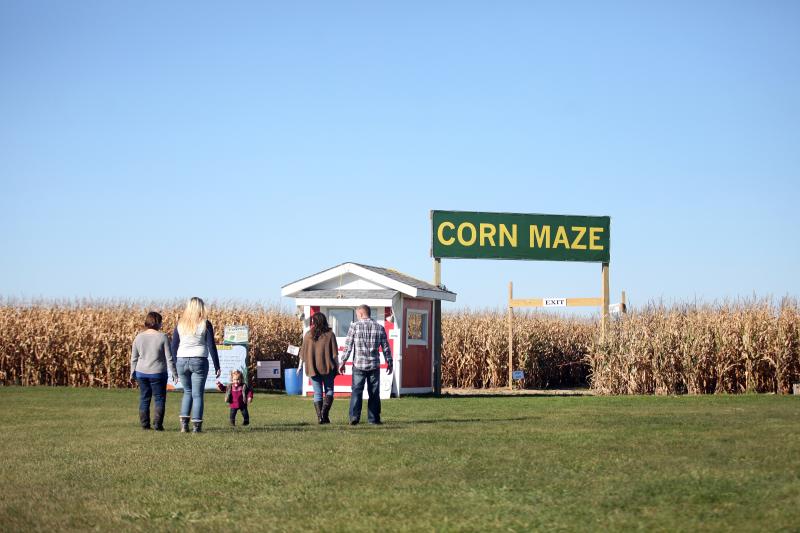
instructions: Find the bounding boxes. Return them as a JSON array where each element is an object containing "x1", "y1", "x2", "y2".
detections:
[{"x1": 0, "y1": 388, "x2": 798, "y2": 532}]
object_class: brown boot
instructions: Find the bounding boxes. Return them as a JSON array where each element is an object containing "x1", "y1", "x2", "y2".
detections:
[
  {"x1": 313, "y1": 401, "x2": 323, "y2": 424},
  {"x1": 153, "y1": 407, "x2": 165, "y2": 431},
  {"x1": 321, "y1": 395, "x2": 333, "y2": 424}
]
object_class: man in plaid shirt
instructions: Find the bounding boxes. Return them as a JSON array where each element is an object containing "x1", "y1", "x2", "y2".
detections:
[{"x1": 339, "y1": 304, "x2": 393, "y2": 425}]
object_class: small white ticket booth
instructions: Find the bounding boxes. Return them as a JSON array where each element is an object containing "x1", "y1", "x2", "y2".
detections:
[{"x1": 281, "y1": 262, "x2": 456, "y2": 397}]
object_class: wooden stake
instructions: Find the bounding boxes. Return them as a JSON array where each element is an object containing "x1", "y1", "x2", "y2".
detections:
[
  {"x1": 621, "y1": 290, "x2": 627, "y2": 314},
  {"x1": 601, "y1": 263, "x2": 610, "y2": 339},
  {"x1": 508, "y1": 281, "x2": 514, "y2": 391}
]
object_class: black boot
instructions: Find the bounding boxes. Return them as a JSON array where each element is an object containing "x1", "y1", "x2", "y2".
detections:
[
  {"x1": 321, "y1": 395, "x2": 333, "y2": 424},
  {"x1": 192, "y1": 420, "x2": 203, "y2": 433},
  {"x1": 314, "y1": 401, "x2": 323, "y2": 424},
  {"x1": 180, "y1": 416, "x2": 190, "y2": 433},
  {"x1": 153, "y1": 407, "x2": 164, "y2": 431},
  {"x1": 139, "y1": 409, "x2": 151, "y2": 430}
]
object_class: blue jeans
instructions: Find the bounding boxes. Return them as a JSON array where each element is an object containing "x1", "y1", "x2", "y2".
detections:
[
  {"x1": 177, "y1": 357, "x2": 209, "y2": 421},
  {"x1": 310, "y1": 373, "x2": 335, "y2": 402},
  {"x1": 136, "y1": 373, "x2": 167, "y2": 412},
  {"x1": 349, "y1": 369, "x2": 381, "y2": 423}
]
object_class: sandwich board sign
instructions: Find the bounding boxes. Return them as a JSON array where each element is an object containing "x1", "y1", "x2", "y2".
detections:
[
  {"x1": 257, "y1": 360, "x2": 281, "y2": 379},
  {"x1": 167, "y1": 344, "x2": 248, "y2": 391}
]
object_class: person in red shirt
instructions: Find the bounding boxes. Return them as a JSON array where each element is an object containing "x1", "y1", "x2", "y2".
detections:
[{"x1": 217, "y1": 370, "x2": 253, "y2": 426}]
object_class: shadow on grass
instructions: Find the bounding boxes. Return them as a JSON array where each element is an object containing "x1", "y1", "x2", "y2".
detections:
[
  {"x1": 205, "y1": 415, "x2": 542, "y2": 433},
  {"x1": 434, "y1": 392, "x2": 592, "y2": 399}
]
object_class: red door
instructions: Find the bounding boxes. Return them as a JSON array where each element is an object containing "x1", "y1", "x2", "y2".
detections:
[{"x1": 401, "y1": 298, "x2": 432, "y2": 388}]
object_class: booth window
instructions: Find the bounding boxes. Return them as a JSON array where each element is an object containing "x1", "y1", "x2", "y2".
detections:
[
  {"x1": 328, "y1": 308, "x2": 354, "y2": 337},
  {"x1": 406, "y1": 310, "x2": 428, "y2": 346}
]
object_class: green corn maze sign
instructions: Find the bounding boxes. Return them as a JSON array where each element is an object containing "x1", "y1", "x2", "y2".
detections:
[{"x1": 431, "y1": 210, "x2": 610, "y2": 263}]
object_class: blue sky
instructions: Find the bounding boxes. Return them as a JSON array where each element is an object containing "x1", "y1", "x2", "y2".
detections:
[{"x1": 1, "y1": 1, "x2": 798, "y2": 312}]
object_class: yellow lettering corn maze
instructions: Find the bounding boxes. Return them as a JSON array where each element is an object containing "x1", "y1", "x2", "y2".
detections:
[{"x1": 432, "y1": 211, "x2": 610, "y2": 262}]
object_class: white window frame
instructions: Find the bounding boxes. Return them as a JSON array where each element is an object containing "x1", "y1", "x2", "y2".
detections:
[
  {"x1": 406, "y1": 309, "x2": 429, "y2": 346},
  {"x1": 326, "y1": 307, "x2": 355, "y2": 338}
]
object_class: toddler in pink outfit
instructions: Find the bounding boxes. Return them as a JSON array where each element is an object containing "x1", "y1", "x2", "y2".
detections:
[{"x1": 217, "y1": 370, "x2": 253, "y2": 426}]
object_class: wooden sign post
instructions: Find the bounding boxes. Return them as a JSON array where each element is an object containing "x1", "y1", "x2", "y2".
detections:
[
  {"x1": 433, "y1": 257, "x2": 443, "y2": 395},
  {"x1": 602, "y1": 262, "x2": 610, "y2": 340},
  {"x1": 508, "y1": 281, "x2": 514, "y2": 390}
]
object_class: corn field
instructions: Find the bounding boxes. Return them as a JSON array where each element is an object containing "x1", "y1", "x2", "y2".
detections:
[
  {"x1": 0, "y1": 301, "x2": 302, "y2": 389},
  {"x1": 1, "y1": 299, "x2": 798, "y2": 394},
  {"x1": 442, "y1": 310, "x2": 596, "y2": 389},
  {"x1": 589, "y1": 299, "x2": 800, "y2": 395}
]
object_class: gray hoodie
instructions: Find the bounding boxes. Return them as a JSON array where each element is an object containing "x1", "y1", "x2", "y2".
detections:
[{"x1": 131, "y1": 331, "x2": 177, "y2": 377}]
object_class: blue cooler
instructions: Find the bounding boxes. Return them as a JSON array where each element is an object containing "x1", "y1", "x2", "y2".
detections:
[{"x1": 284, "y1": 368, "x2": 303, "y2": 395}]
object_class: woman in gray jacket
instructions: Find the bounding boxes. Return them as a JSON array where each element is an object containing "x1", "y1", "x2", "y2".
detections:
[{"x1": 130, "y1": 311, "x2": 177, "y2": 431}]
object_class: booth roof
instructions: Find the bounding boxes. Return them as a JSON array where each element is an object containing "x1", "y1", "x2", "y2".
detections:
[
  {"x1": 284, "y1": 289, "x2": 399, "y2": 299},
  {"x1": 282, "y1": 262, "x2": 456, "y2": 301},
  {"x1": 353, "y1": 263, "x2": 451, "y2": 294}
]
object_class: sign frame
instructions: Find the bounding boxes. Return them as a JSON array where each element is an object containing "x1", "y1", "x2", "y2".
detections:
[{"x1": 429, "y1": 209, "x2": 617, "y2": 392}]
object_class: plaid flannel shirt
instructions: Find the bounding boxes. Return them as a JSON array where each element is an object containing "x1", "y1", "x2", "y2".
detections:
[{"x1": 340, "y1": 318, "x2": 393, "y2": 371}]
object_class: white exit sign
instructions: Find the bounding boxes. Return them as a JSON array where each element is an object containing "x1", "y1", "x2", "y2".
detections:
[{"x1": 543, "y1": 298, "x2": 567, "y2": 307}]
